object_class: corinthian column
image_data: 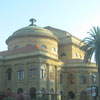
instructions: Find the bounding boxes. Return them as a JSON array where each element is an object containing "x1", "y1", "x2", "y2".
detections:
[
  {"x1": 46, "y1": 63, "x2": 50, "y2": 92},
  {"x1": 55, "y1": 66, "x2": 58, "y2": 100}
]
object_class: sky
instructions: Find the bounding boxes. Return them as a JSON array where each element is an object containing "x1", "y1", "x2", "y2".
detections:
[{"x1": 0, "y1": 0, "x2": 100, "y2": 51}]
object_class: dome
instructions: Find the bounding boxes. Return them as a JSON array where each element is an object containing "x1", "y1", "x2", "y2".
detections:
[{"x1": 6, "y1": 25, "x2": 58, "y2": 44}]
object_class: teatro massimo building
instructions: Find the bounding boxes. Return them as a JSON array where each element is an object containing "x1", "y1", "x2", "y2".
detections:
[{"x1": 0, "y1": 19, "x2": 98, "y2": 100}]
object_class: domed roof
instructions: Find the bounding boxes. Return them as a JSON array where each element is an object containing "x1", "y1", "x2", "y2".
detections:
[{"x1": 6, "y1": 24, "x2": 58, "y2": 44}]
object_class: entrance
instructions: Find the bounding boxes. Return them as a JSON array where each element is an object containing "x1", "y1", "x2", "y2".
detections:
[
  {"x1": 30, "y1": 87, "x2": 37, "y2": 99},
  {"x1": 68, "y1": 91, "x2": 75, "y2": 100},
  {"x1": 80, "y1": 91, "x2": 87, "y2": 100}
]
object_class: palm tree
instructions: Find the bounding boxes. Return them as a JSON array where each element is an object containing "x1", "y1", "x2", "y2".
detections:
[{"x1": 81, "y1": 26, "x2": 100, "y2": 96}]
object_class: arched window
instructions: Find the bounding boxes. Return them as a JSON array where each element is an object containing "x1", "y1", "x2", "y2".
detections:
[
  {"x1": 61, "y1": 53, "x2": 66, "y2": 57},
  {"x1": 80, "y1": 75, "x2": 87, "y2": 84},
  {"x1": 52, "y1": 47, "x2": 56, "y2": 52},
  {"x1": 30, "y1": 66, "x2": 37, "y2": 80},
  {"x1": 17, "y1": 67, "x2": 24, "y2": 81},
  {"x1": 7, "y1": 68, "x2": 12, "y2": 80},
  {"x1": 91, "y1": 74, "x2": 97, "y2": 84},
  {"x1": 74, "y1": 53, "x2": 77, "y2": 57},
  {"x1": 40, "y1": 66, "x2": 46, "y2": 79},
  {"x1": 50, "y1": 68, "x2": 54, "y2": 80}
]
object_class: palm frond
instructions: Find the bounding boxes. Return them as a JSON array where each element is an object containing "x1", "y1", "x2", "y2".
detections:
[{"x1": 80, "y1": 26, "x2": 100, "y2": 63}]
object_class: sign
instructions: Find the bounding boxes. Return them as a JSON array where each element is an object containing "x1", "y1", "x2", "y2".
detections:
[
  {"x1": 91, "y1": 87, "x2": 97, "y2": 97},
  {"x1": 87, "y1": 86, "x2": 98, "y2": 97},
  {"x1": 87, "y1": 88, "x2": 91, "y2": 94}
]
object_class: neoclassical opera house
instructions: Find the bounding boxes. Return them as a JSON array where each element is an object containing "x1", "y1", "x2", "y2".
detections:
[{"x1": 0, "y1": 19, "x2": 98, "y2": 100}]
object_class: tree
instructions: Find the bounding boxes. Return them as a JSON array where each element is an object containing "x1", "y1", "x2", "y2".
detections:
[{"x1": 81, "y1": 26, "x2": 100, "y2": 95}]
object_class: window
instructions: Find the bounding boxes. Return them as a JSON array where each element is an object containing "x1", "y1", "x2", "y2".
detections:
[
  {"x1": 79, "y1": 55, "x2": 82, "y2": 58},
  {"x1": 52, "y1": 47, "x2": 56, "y2": 52},
  {"x1": 50, "y1": 68, "x2": 54, "y2": 80},
  {"x1": 80, "y1": 75, "x2": 87, "y2": 84},
  {"x1": 30, "y1": 66, "x2": 37, "y2": 80},
  {"x1": 61, "y1": 53, "x2": 66, "y2": 57},
  {"x1": 40, "y1": 66, "x2": 46, "y2": 79},
  {"x1": 68, "y1": 74, "x2": 75, "y2": 84},
  {"x1": 14, "y1": 45, "x2": 19, "y2": 49},
  {"x1": 7, "y1": 68, "x2": 12, "y2": 80},
  {"x1": 41, "y1": 45, "x2": 47, "y2": 49},
  {"x1": 74, "y1": 53, "x2": 77, "y2": 57},
  {"x1": 91, "y1": 74, "x2": 97, "y2": 84},
  {"x1": 68, "y1": 91, "x2": 75, "y2": 99},
  {"x1": 17, "y1": 67, "x2": 24, "y2": 81}
]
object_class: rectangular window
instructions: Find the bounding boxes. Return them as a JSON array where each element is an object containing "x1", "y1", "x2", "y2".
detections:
[
  {"x1": 30, "y1": 69, "x2": 36, "y2": 80},
  {"x1": 18, "y1": 71, "x2": 24, "y2": 80},
  {"x1": 7, "y1": 73, "x2": 11, "y2": 80}
]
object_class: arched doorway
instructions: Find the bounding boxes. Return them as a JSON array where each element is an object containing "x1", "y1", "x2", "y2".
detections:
[
  {"x1": 17, "y1": 88, "x2": 23, "y2": 94},
  {"x1": 68, "y1": 91, "x2": 75, "y2": 99},
  {"x1": 41, "y1": 88, "x2": 46, "y2": 97},
  {"x1": 80, "y1": 91, "x2": 87, "y2": 100},
  {"x1": 30, "y1": 87, "x2": 37, "y2": 99},
  {"x1": 50, "y1": 88, "x2": 54, "y2": 100}
]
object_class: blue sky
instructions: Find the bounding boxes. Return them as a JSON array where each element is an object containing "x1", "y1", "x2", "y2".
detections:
[{"x1": 0, "y1": 0, "x2": 100, "y2": 51}]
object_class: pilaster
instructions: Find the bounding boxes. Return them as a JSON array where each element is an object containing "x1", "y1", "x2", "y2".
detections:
[
  {"x1": 37, "y1": 63, "x2": 41, "y2": 91},
  {"x1": 46, "y1": 63, "x2": 50, "y2": 92},
  {"x1": 55, "y1": 66, "x2": 58, "y2": 100}
]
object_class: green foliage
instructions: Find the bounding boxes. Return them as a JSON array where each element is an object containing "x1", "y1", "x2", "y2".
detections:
[{"x1": 81, "y1": 26, "x2": 100, "y2": 64}]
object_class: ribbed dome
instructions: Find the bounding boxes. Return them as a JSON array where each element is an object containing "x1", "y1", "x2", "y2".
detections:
[{"x1": 6, "y1": 25, "x2": 58, "y2": 44}]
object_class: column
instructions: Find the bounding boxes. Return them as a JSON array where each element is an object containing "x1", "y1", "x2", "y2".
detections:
[
  {"x1": 63, "y1": 72, "x2": 67, "y2": 100},
  {"x1": 46, "y1": 64, "x2": 50, "y2": 100},
  {"x1": 24, "y1": 63, "x2": 29, "y2": 94},
  {"x1": 88, "y1": 72, "x2": 92, "y2": 100},
  {"x1": 55, "y1": 66, "x2": 58, "y2": 100},
  {"x1": 13, "y1": 64, "x2": 17, "y2": 93},
  {"x1": 76, "y1": 72, "x2": 80, "y2": 100},
  {"x1": 46, "y1": 63, "x2": 50, "y2": 92},
  {"x1": 37, "y1": 63, "x2": 41, "y2": 91}
]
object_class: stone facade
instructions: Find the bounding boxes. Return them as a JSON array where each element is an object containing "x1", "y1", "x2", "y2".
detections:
[{"x1": 0, "y1": 23, "x2": 98, "y2": 100}]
